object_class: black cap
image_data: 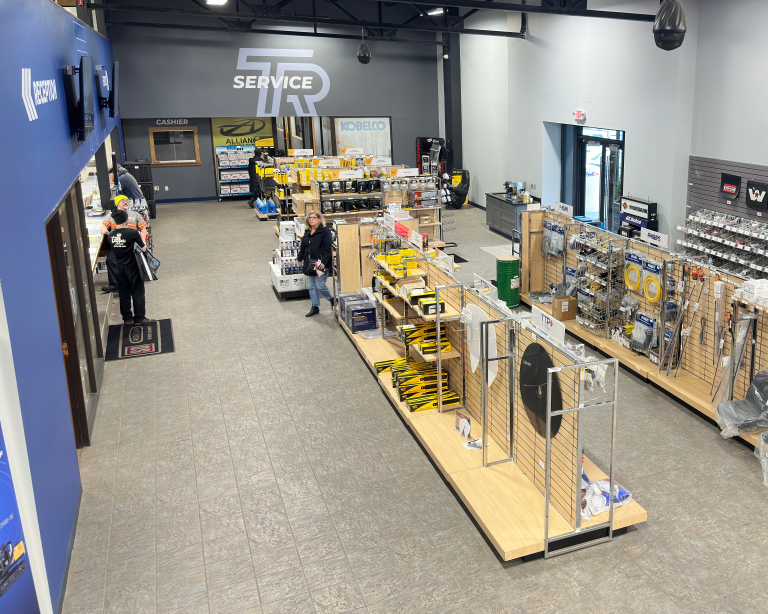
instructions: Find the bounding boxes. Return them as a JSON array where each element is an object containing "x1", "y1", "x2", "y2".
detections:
[{"x1": 113, "y1": 210, "x2": 129, "y2": 225}]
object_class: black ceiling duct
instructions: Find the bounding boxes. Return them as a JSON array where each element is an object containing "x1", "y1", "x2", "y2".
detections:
[{"x1": 653, "y1": 0, "x2": 686, "y2": 51}]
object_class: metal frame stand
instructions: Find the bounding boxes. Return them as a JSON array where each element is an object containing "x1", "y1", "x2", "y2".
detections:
[{"x1": 544, "y1": 357, "x2": 619, "y2": 558}]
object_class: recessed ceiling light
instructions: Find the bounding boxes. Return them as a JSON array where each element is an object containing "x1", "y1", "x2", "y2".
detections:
[{"x1": 427, "y1": 8, "x2": 444, "y2": 15}]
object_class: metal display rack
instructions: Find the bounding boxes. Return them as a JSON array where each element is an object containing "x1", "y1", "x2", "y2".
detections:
[{"x1": 214, "y1": 145, "x2": 255, "y2": 201}]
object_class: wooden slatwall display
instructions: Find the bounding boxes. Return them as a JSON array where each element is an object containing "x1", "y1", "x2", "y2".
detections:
[
  {"x1": 512, "y1": 322, "x2": 580, "y2": 527},
  {"x1": 422, "y1": 261, "x2": 513, "y2": 456},
  {"x1": 521, "y1": 211, "x2": 545, "y2": 294}
]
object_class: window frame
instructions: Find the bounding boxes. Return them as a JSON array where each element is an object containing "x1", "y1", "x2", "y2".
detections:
[{"x1": 148, "y1": 126, "x2": 202, "y2": 167}]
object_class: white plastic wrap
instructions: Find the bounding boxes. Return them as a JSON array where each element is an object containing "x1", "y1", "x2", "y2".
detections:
[
  {"x1": 716, "y1": 369, "x2": 768, "y2": 438},
  {"x1": 580, "y1": 470, "x2": 632, "y2": 520},
  {"x1": 754, "y1": 431, "x2": 768, "y2": 488}
]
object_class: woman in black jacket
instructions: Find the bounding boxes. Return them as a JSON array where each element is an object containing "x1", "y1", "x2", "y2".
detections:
[{"x1": 298, "y1": 210, "x2": 334, "y2": 317}]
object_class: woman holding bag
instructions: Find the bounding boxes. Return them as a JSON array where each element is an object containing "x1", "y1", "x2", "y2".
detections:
[{"x1": 298, "y1": 210, "x2": 334, "y2": 317}]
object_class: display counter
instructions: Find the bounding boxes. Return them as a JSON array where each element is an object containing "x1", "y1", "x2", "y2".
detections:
[
  {"x1": 485, "y1": 192, "x2": 534, "y2": 238},
  {"x1": 329, "y1": 217, "x2": 648, "y2": 561}
]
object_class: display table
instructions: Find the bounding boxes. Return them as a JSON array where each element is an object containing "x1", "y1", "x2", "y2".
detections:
[
  {"x1": 339, "y1": 319, "x2": 647, "y2": 560},
  {"x1": 485, "y1": 193, "x2": 532, "y2": 238}
]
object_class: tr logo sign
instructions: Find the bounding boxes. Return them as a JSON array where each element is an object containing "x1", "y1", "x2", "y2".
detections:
[
  {"x1": 22, "y1": 68, "x2": 57, "y2": 122},
  {"x1": 233, "y1": 48, "x2": 330, "y2": 117}
]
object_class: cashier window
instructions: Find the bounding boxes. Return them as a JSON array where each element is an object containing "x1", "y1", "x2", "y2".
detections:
[{"x1": 148, "y1": 127, "x2": 201, "y2": 167}]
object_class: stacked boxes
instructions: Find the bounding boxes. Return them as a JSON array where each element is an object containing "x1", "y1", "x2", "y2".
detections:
[{"x1": 338, "y1": 292, "x2": 377, "y2": 333}]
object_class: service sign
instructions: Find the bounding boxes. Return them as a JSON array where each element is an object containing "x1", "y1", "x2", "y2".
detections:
[
  {"x1": 555, "y1": 202, "x2": 573, "y2": 217},
  {"x1": 531, "y1": 306, "x2": 566, "y2": 345},
  {"x1": 641, "y1": 227, "x2": 668, "y2": 248}
]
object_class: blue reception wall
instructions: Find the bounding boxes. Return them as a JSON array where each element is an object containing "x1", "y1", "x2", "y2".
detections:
[{"x1": 0, "y1": 1, "x2": 119, "y2": 609}]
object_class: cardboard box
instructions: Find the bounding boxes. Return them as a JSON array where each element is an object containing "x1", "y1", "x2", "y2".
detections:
[{"x1": 552, "y1": 296, "x2": 577, "y2": 321}]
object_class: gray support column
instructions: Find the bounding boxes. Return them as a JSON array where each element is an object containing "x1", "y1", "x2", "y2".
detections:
[
  {"x1": 442, "y1": 33, "x2": 463, "y2": 171},
  {"x1": 94, "y1": 141, "x2": 112, "y2": 206}
]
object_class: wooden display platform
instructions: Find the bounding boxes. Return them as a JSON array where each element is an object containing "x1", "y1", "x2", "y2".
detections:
[
  {"x1": 340, "y1": 320, "x2": 647, "y2": 561},
  {"x1": 255, "y1": 210, "x2": 278, "y2": 221},
  {"x1": 519, "y1": 294, "x2": 759, "y2": 446}
]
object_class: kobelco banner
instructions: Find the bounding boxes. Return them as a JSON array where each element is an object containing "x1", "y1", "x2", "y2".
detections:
[{"x1": 232, "y1": 48, "x2": 330, "y2": 117}]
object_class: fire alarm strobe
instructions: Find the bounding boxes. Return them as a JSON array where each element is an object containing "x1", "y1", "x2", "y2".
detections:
[{"x1": 720, "y1": 173, "x2": 742, "y2": 199}]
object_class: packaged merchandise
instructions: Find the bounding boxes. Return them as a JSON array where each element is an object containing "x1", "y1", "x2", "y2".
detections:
[
  {"x1": 624, "y1": 249, "x2": 645, "y2": 292},
  {"x1": 642, "y1": 258, "x2": 663, "y2": 304},
  {"x1": 407, "y1": 390, "x2": 461, "y2": 412},
  {"x1": 374, "y1": 357, "x2": 413, "y2": 374},
  {"x1": 580, "y1": 470, "x2": 632, "y2": 519},
  {"x1": 630, "y1": 312, "x2": 657, "y2": 355}
]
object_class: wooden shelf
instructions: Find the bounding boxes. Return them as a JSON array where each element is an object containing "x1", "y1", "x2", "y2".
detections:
[
  {"x1": 411, "y1": 344, "x2": 461, "y2": 362},
  {"x1": 418, "y1": 221, "x2": 442, "y2": 227},
  {"x1": 414, "y1": 303, "x2": 462, "y2": 322},
  {"x1": 374, "y1": 293, "x2": 408, "y2": 321},
  {"x1": 255, "y1": 210, "x2": 278, "y2": 220},
  {"x1": 338, "y1": 320, "x2": 647, "y2": 561},
  {"x1": 273, "y1": 225, "x2": 280, "y2": 237}
]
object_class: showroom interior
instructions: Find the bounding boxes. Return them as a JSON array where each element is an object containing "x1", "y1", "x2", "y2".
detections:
[{"x1": 3, "y1": 0, "x2": 768, "y2": 613}]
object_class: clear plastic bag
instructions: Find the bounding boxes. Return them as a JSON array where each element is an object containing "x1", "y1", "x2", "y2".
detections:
[
  {"x1": 754, "y1": 431, "x2": 768, "y2": 488},
  {"x1": 580, "y1": 470, "x2": 632, "y2": 519}
]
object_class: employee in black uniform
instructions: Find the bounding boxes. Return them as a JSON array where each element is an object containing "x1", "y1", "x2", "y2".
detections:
[
  {"x1": 109, "y1": 210, "x2": 153, "y2": 326},
  {"x1": 116, "y1": 165, "x2": 144, "y2": 201}
]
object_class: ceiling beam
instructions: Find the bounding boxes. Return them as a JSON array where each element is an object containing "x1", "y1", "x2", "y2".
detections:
[
  {"x1": 87, "y1": 3, "x2": 526, "y2": 37},
  {"x1": 360, "y1": 0, "x2": 657, "y2": 22},
  {"x1": 105, "y1": 20, "x2": 443, "y2": 44}
]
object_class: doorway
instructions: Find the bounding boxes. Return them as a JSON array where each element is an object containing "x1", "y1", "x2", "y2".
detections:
[
  {"x1": 46, "y1": 180, "x2": 104, "y2": 448},
  {"x1": 577, "y1": 127, "x2": 624, "y2": 231}
]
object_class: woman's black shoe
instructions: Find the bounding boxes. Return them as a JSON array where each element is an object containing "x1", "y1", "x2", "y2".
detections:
[
  {"x1": 330, "y1": 297, "x2": 335, "y2": 308},
  {"x1": 305, "y1": 306, "x2": 320, "y2": 317}
]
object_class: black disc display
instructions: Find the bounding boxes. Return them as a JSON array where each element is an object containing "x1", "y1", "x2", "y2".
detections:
[{"x1": 519, "y1": 343, "x2": 563, "y2": 438}]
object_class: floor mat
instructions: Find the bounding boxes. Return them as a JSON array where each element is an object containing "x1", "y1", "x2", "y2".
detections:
[
  {"x1": 446, "y1": 254, "x2": 469, "y2": 263},
  {"x1": 480, "y1": 244, "x2": 520, "y2": 258},
  {"x1": 105, "y1": 319, "x2": 175, "y2": 360}
]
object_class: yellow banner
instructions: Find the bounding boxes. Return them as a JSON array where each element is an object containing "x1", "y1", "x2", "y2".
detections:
[{"x1": 211, "y1": 117, "x2": 274, "y2": 147}]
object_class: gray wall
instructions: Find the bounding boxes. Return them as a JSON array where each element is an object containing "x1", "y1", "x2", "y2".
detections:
[
  {"x1": 122, "y1": 118, "x2": 217, "y2": 202},
  {"x1": 112, "y1": 27, "x2": 439, "y2": 166}
]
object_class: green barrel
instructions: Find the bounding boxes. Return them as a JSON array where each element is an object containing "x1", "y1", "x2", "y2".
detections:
[{"x1": 497, "y1": 255, "x2": 520, "y2": 308}]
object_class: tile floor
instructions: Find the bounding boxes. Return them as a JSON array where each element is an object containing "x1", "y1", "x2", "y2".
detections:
[{"x1": 63, "y1": 201, "x2": 768, "y2": 614}]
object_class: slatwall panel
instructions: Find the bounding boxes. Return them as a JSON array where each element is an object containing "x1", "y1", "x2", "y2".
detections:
[
  {"x1": 423, "y1": 261, "x2": 513, "y2": 456},
  {"x1": 542, "y1": 212, "x2": 566, "y2": 292},
  {"x1": 512, "y1": 324, "x2": 580, "y2": 528},
  {"x1": 688, "y1": 156, "x2": 768, "y2": 223}
]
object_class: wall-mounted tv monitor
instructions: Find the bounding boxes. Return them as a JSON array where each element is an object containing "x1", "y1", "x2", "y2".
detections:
[
  {"x1": 79, "y1": 55, "x2": 94, "y2": 141},
  {"x1": 109, "y1": 61, "x2": 119, "y2": 118}
]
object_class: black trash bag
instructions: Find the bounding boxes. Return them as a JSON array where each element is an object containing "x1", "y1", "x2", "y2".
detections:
[{"x1": 716, "y1": 370, "x2": 768, "y2": 438}]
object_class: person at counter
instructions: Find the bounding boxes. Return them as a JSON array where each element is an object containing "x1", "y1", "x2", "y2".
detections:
[
  {"x1": 116, "y1": 165, "x2": 144, "y2": 201},
  {"x1": 100, "y1": 195, "x2": 148, "y2": 293}
]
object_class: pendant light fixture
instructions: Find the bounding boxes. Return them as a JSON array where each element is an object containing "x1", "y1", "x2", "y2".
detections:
[
  {"x1": 653, "y1": 0, "x2": 686, "y2": 51},
  {"x1": 357, "y1": 29, "x2": 371, "y2": 65}
]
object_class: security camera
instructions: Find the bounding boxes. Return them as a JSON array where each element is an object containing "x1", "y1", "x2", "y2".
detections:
[
  {"x1": 357, "y1": 42, "x2": 371, "y2": 65},
  {"x1": 653, "y1": 0, "x2": 686, "y2": 51}
]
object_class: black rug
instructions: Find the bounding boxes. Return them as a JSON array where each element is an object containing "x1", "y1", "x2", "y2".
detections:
[
  {"x1": 105, "y1": 319, "x2": 175, "y2": 361},
  {"x1": 447, "y1": 254, "x2": 469, "y2": 263}
]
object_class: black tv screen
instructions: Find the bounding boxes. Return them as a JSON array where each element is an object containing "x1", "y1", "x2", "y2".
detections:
[
  {"x1": 79, "y1": 55, "x2": 94, "y2": 141},
  {"x1": 109, "y1": 61, "x2": 119, "y2": 118}
]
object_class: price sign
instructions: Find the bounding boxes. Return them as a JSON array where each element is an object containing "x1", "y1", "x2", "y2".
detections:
[
  {"x1": 372, "y1": 157, "x2": 392, "y2": 165},
  {"x1": 555, "y1": 202, "x2": 573, "y2": 217},
  {"x1": 339, "y1": 170, "x2": 363, "y2": 179},
  {"x1": 396, "y1": 168, "x2": 419, "y2": 177},
  {"x1": 292, "y1": 149, "x2": 313, "y2": 156},
  {"x1": 345, "y1": 148, "x2": 364, "y2": 155}
]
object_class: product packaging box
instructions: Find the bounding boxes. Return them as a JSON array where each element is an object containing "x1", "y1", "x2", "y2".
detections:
[
  {"x1": 345, "y1": 303, "x2": 377, "y2": 333},
  {"x1": 280, "y1": 221, "x2": 296, "y2": 239},
  {"x1": 291, "y1": 276, "x2": 306, "y2": 291},
  {"x1": 552, "y1": 296, "x2": 577, "y2": 321},
  {"x1": 338, "y1": 293, "x2": 368, "y2": 322}
]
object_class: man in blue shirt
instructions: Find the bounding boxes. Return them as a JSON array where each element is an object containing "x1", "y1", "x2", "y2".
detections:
[{"x1": 117, "y1": 165, "x2": 144, "y2": 201}]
